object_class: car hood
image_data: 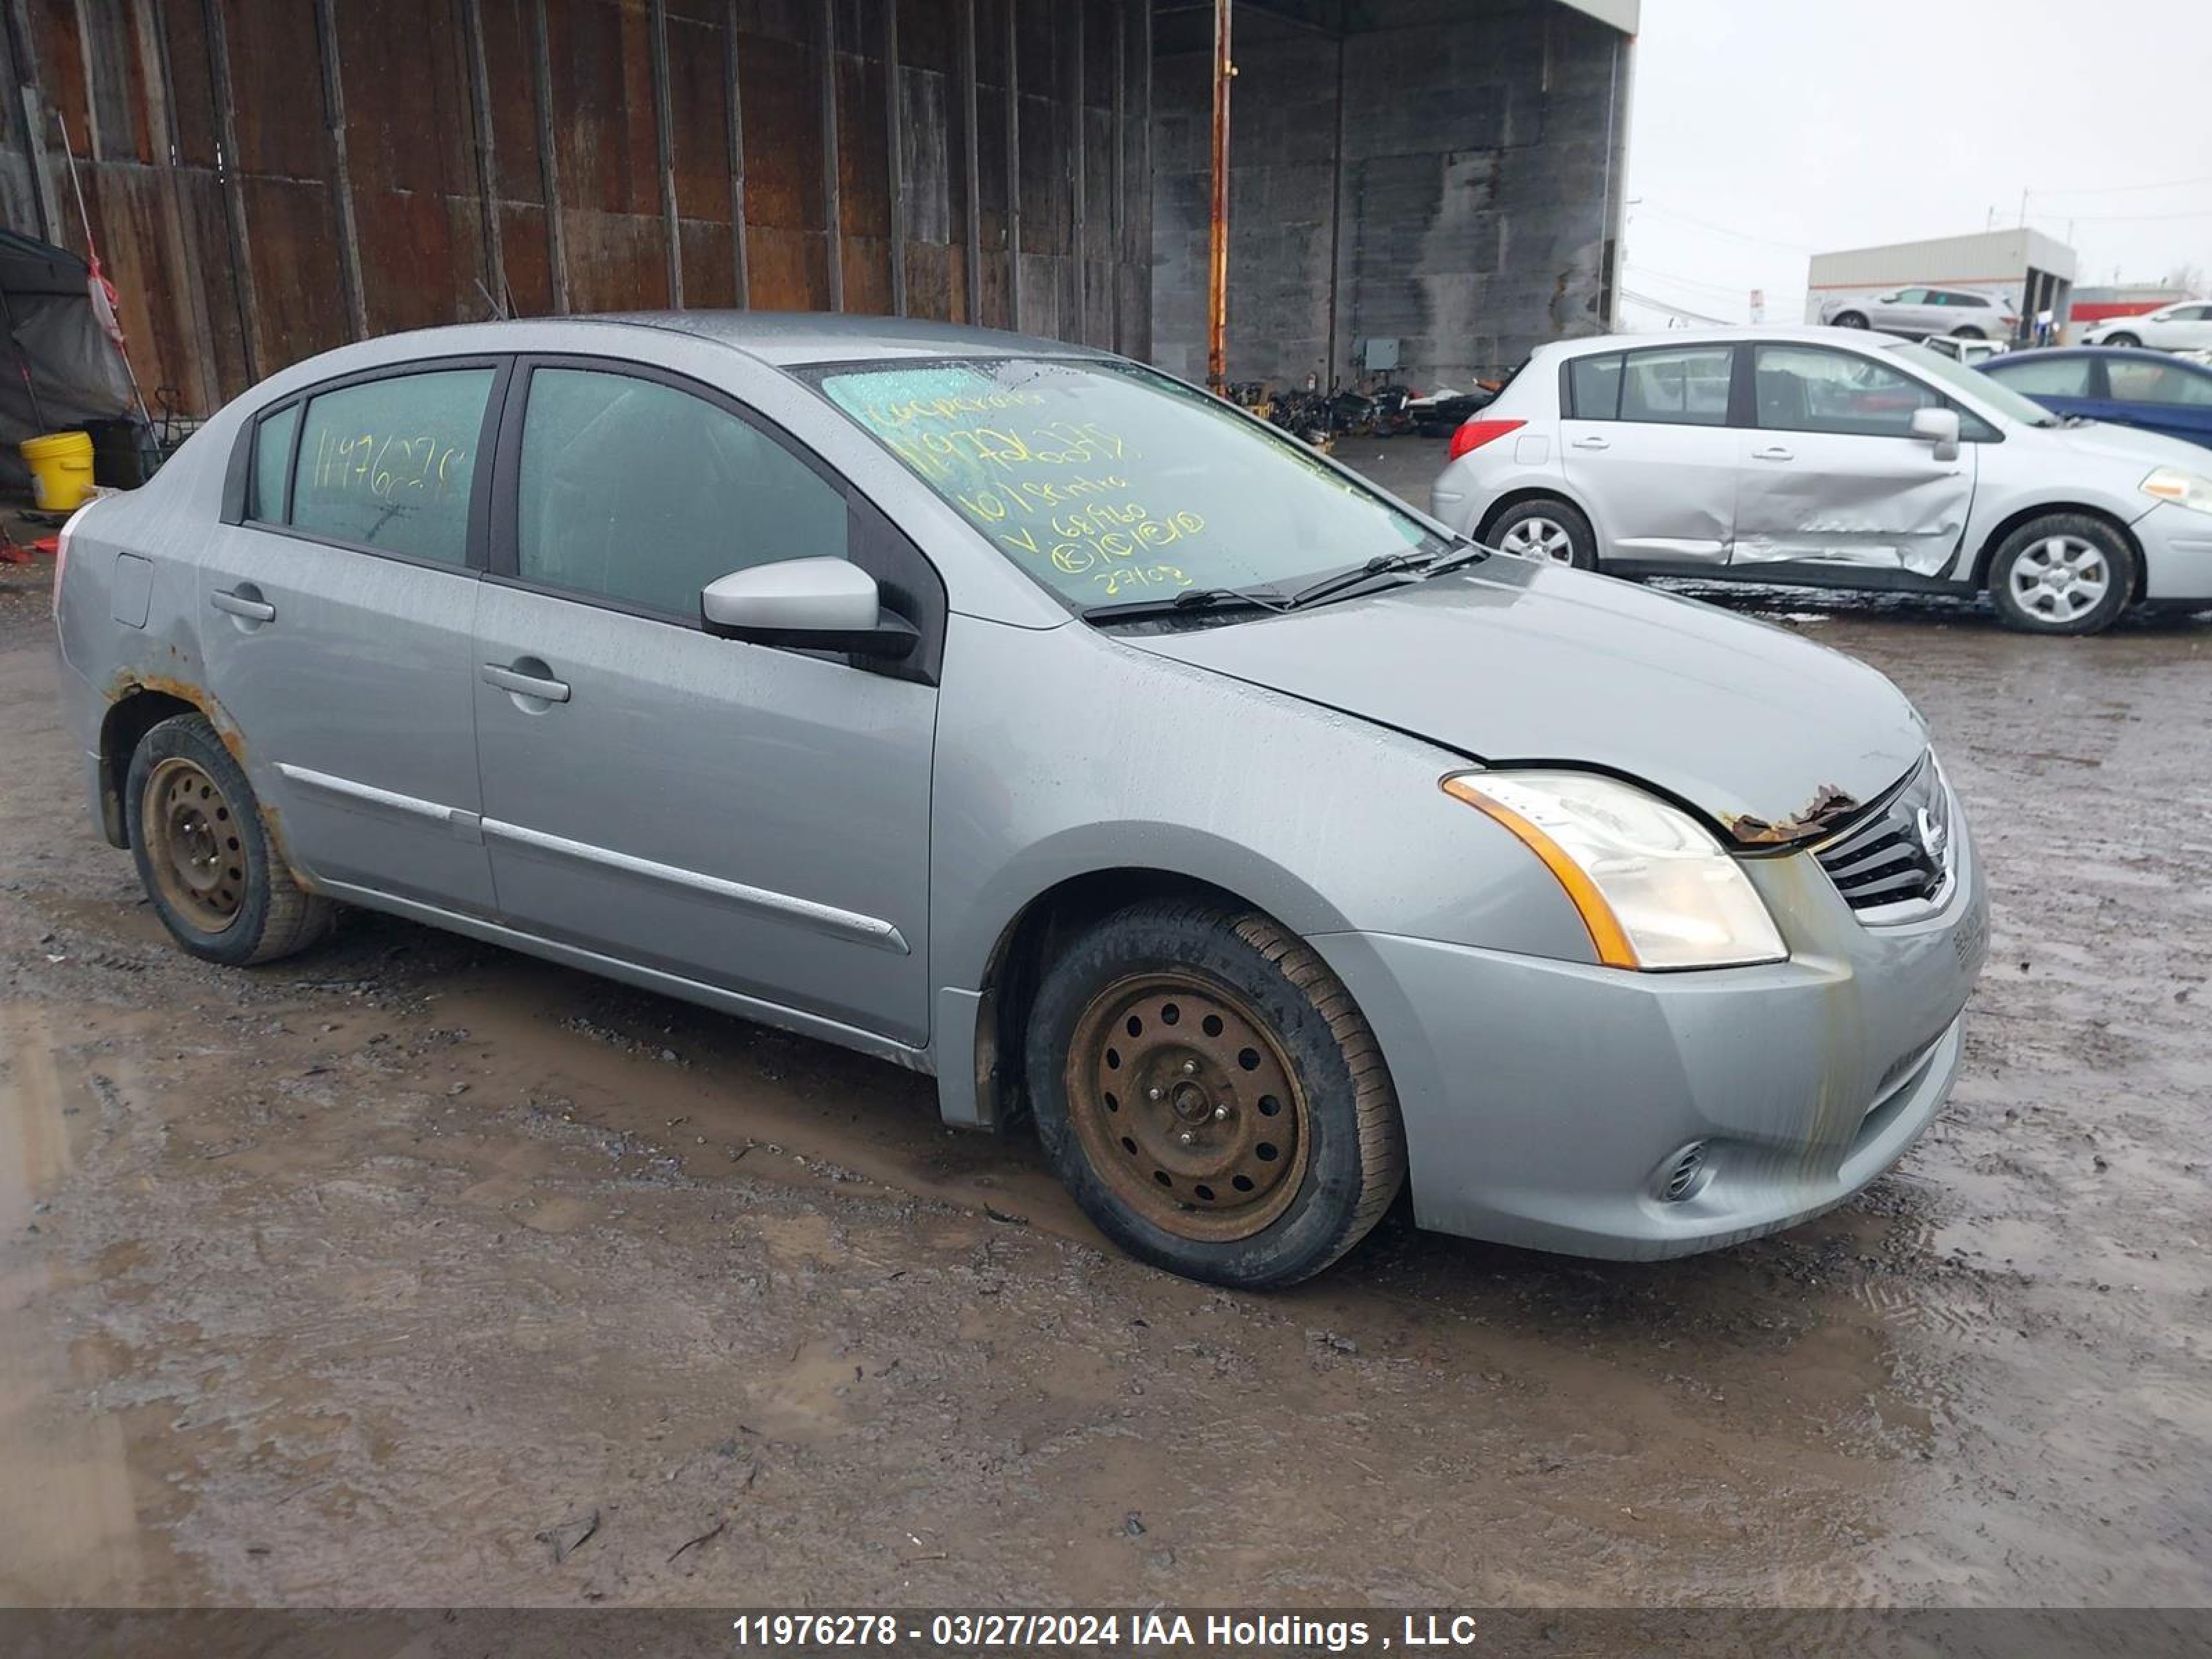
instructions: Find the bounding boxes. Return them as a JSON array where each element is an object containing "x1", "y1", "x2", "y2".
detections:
[
  {"x1": 1123, "y1": 557, "x2": 1929, "y2": 843},
  {"x1": 2017, "y1": 415, "x2": 2210, "y2": 473}
]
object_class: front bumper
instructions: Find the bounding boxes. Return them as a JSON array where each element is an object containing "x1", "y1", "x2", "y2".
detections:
[
  {"x1": 1312, "y1": 814, "x2": 1988, "y2": 1260},
  {"x1": 2133, "y1": 502, "x2": 2212, "y2": 603}
]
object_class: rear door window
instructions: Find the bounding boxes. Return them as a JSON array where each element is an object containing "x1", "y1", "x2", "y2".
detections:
[
  {"x1": 1987, "y1": 356, "x2": 2094, "y2": 397},
  {"x1": 288, "y1": 368, "x2": 496, "y2": 564},
  {"x1": 1617, "y1": 344, "x2": 1732, "y2": 426}
]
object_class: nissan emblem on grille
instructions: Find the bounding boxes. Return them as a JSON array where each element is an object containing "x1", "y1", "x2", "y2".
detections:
[{"x1": 1815, "y1": 756, "x2": 1952, "y2": 917}]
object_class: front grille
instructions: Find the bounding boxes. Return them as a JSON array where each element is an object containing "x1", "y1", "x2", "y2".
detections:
[{"x1": 1815, "y1": 755, "x2": 1953, "y2": 918}]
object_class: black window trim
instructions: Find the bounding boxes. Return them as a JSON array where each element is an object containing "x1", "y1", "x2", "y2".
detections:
[
  {"x1": 225, "y1": 353, "x2": 514, "y2": 576},
  {"x1": 483, "y1": 351, "x2": 948, "y2": 685}
]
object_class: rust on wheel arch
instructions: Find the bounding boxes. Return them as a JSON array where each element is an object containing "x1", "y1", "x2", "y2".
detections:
[{"x1": 102, "y1": 673, "x2": 315, "y2": 895}]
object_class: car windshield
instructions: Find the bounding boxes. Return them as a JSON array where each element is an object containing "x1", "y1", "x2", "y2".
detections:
[
  {"x1": 803, "y1": 356, "x2": 1441, "y2": 613},
  {"x1": 1886, "y1": 340, "x2": 2058, "y2": 427}
]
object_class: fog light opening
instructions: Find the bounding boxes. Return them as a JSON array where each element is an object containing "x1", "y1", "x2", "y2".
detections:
[{"x1": 1658, "y1": 1141, "x2": 1712, "y2": 1204}]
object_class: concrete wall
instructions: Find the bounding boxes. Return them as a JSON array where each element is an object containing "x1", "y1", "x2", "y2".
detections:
[{"x1": 1151, "y1": 0, "x2": 1631, "y2": 391}]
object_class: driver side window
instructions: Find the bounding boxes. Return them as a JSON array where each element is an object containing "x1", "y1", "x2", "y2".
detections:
[{"x1": 514, "y1": 366, "x2": 849, "y2": 617}]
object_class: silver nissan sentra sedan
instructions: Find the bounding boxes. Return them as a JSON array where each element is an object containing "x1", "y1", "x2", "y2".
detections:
[{"x1": 50, "y1": 314, "x2": 1989, "y2": 1287}]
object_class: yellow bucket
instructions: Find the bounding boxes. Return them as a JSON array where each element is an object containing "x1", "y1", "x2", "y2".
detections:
[{"x1": 21, "y1": 429, "x2": 95, "y2": 512}]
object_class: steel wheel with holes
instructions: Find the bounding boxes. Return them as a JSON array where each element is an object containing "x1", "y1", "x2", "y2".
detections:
[
  {"x1": 125, "y1": 712, "x2": 334, "y2": 965},
  {"x1": 1483, "y1": 496, "x2": 1597, "y2": 570},
  {"x1": 1027, "y1": 898, "x2": 1405, "y2": 1288},
  {"x1": 1987, "y1": 513, "x2": 2133, "y2": 635}
]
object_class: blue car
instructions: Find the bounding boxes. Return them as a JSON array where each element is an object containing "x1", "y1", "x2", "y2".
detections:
[{"x1": 1978, "y1": 346, "x2": 2212, "y2": 450}]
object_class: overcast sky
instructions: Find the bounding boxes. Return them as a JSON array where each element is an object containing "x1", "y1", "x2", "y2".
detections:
[{"x1": 1618, "y1": 0, "x2": 2212, "y2": 328}]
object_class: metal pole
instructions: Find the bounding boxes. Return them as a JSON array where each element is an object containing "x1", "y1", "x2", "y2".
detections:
[{"x1": 1206, "y1": 0, "x2": 1232, "y2": 393}]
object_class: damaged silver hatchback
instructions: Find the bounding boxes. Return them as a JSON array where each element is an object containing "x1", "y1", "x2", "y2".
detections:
[{"x1": 52, "y1": 314, "x2": 1988, "y2": 1287}]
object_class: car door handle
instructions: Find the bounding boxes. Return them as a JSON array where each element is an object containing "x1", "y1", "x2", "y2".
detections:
[
  {"x1": 210, "y1": 588, "x2": 276, "y2": 622},
  {"x1": 481, "y1": 663, "x2": 571, "y2": 704},
  {"x1": 1752, "y1": 445, "x2": 1794, "y2": 461},
  {"x1": 1569, "y1": 435, "x2": 1611, "y2": 450}
]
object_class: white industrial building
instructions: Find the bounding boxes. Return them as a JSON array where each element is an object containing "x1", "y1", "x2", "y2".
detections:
[{"x1": 1804, "y1": 227, "x2": 2079, "y2": 341}]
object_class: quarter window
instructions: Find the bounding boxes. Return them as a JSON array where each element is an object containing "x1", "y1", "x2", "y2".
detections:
[
  {"x1": 1568, "y1": 345, "x2": 1732, "y2": 426},
  {"x1": 514, "y1": 367, "x2": 849, "y2": 616},
  {"x1": 250, "y1": 402, "x2": 299, "y2": 523},
  {"x1": 290, "y1": 368, "x2": 494, "y2": 563},
  {"x1": 1987, "y1": 356, "x2": 2094, "y2": 397},
  {"x1": 1752, "y1": 344, "x2": 1941, "y2": 437}
]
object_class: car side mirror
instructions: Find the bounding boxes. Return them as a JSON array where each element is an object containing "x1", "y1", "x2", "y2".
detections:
[
  {"x1": 1909, "y1": 406, "x2": 1961, "y2": 462},
  {"x1": 700, "y1": 557, "x2": 919, "y2": 659}
]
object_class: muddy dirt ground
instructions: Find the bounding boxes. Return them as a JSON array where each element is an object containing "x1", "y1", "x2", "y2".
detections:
[{"x1": 3, "y1": 450, "x2": 2209, "y2": 1611}]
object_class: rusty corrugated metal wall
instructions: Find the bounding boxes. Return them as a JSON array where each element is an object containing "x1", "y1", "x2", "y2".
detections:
[{"x1": 0, "y1": 0, "x2": 1153, "y2": 417}]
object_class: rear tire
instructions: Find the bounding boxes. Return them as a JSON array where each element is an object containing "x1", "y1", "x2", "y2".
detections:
[
  {"x1": 125, "y1": 713, "x2": 333, "y2": 965},
  {"x1": 1026, "y1": 899, "x2": 1405, "y2": 1289},
  {"x1": 1950, "y1": 325, "x2": 1985, "y2": 340},
  {"x1": 1483, "y1": 496, "x2": 1598, "y2": 570},
  {"x1": 1832, "y1": 310, "x2": 1869, "y2": 329},
  {"x1": 1986, "y1": 513, "x2": 2135, "y2": 636}
]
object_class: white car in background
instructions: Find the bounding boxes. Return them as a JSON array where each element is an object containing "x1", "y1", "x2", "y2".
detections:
[
  {"x1": 1427, "y1": 325, "x2": 2212, "y2": 635},
  {"x1": 2081, "y1": 301, "x2": 2212, "y2": 351},
  {"x1": 1821, "y1": 286, "x2": 2018, "y2": 341}
]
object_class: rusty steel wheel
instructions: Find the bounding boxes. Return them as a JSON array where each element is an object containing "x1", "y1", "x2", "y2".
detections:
[
  {"x1": 1065, "y1": 971, "x2": 1311, "y2": 1243},
  {"x1": 1027, "y1": 899, "x2": 1406, "y2": 1288},
  {"x1": 125, "y1": 711, "x2": 333, "y2": 966},
  {"x1": 142, "y1": 755, "x2": 247, "y2": 934}
]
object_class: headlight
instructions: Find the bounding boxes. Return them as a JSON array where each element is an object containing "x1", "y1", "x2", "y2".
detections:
[
  {"x1": 2142, "y1": 467, "x2": 2212, "y2": 515},
  {"x1": 1442, "y1": 770, "x2": 1788, "y2": 971}
]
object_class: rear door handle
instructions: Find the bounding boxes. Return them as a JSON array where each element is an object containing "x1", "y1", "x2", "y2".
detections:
[
  {"x1": 1752, "y1": 445, "x2": 1794, "y2": 461},
  {"x1": 1569, "y1": 435, "x2": 1611, "y2": 450},
  {"x1": 210, "y1": 588, "x2": 276, "y2": 622},
  {"x1": 481, "y1": 663, "x2": 571, "y2": 704}
]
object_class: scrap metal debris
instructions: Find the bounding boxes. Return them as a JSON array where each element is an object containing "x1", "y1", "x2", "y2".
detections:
[{"x1": 534, "y1": 1508, "x2": 599, "y2": 1564}]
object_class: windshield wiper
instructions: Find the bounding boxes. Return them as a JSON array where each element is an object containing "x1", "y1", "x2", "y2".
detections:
[
  {"x1": 1416, "y1": 538, "x2": 1492, "y2": 581},
  {"x1": 1081, "y1": 586, "x2": 1288, "y2": 624},
  {"x1": 1284, "y1": 551, "x2": 1431, "y2": 610}
]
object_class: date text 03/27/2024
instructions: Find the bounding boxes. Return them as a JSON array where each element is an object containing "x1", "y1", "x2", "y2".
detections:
[{"x1": 727, "y1": 1612, "x2": 1487, "y2": 1651}]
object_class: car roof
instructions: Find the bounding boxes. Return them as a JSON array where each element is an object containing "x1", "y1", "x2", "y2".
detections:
[
  {"x1": 1531, "y1": 324, "x2": 1913, "y2": 359},
  {"x1": 1995, "y1": 345, "x2": 2212, "y2": 368},
  {"x1": 582, "y1": 309, "x2": 1116, "y2": 368}
]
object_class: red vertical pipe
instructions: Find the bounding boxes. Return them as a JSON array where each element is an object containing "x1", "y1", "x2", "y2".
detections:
[{"x1": 1206, "y1": 0, "x2": 1232, "y2": 393}]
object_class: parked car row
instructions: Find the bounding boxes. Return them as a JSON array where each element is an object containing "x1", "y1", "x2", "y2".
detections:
[{"x1": 1432, "y1": 325, "x2": 2212, "y2": 635}]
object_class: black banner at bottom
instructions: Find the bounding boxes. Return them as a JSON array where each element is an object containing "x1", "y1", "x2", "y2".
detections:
[{"x1": 0, "y1": 1607, "x2": 2202, "y2": 1658}]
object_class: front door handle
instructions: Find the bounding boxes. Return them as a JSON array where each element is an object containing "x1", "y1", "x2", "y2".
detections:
[
  {"x1": 1752, "y1": 445, "x2": 1794, "y2": 461},
  {"x1": 481, "y1": 662, "x2": 571, "y2": 704},
  {"x1": 211, "y1": 588, "x2": 276, "y2": 623},
  {"x1": 1569, "y1": 435, "x2": 1611, "y2": 450}
]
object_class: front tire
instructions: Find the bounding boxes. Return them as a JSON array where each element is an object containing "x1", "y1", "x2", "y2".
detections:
[
  {"x1": 126, "y1": 712, "x2": 334, "y2": 964},
  {"x1": 1484, "y1": 496, "x2": 1598, "y2": 570},
  {"x1": 2103, "y1": 331, "x2": 2139, "y2": 348},
  {"x1": 1832, "y1": 310, "x2": 1869, "y2": 328},
  {"x1": 1026, "y1": 899, "x2": 1405, "y2": 1288},
  {"x1": 1987, "y1": 514, "x2": 2135, "y2": 635}
]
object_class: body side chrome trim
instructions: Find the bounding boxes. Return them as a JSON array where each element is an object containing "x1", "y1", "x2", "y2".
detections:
[
  {"x1": 274, "y1": 762, "x2": 485, "y2": 843},
  {"x1": 478, "y1": 816, "x2": 911, "y2": 955}
]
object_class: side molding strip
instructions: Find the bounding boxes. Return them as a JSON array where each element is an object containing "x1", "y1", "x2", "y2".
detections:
[
  {"x1": 275, "y1": 762, "x2": 485, "y2": 844},
  {"x1": 478, "y1": 817, "x2": 911, "y2": 955}
]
